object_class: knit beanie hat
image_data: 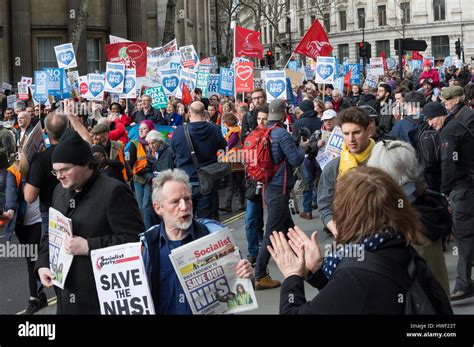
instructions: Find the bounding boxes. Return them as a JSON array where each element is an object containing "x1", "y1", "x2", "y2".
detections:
[
  {"x1": 52, "y1": 130, "x2": 93, "y2": 165},
  {"x1": 299, "y1": 99, "x2": 315, "y2": 112}
]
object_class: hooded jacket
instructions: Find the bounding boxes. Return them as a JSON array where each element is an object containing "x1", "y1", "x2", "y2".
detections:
[{"x1": 171, "y1": 122, "x2": 227, "y2": 182}]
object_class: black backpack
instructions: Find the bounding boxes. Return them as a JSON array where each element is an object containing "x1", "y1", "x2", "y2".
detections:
[
  {"x1": 417, "y1": 123, "x2": 441, "y2": 169},
  {"x1": 337, "y1": 247, "x2": 453, "y2": 315}
]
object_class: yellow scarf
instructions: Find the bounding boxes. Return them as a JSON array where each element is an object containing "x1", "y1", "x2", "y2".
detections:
[{"x1": 338, "y1": 138, "x2": 375, "y2": 177}]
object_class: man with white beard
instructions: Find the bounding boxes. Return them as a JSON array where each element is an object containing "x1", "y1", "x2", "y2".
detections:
[{"x1": 141, "y1": 169, "x2": 253, "y2": 314}]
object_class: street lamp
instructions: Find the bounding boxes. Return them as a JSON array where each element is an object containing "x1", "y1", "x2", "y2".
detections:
[
  {"x1": 359, "y1": 12, "x2": 366, "y2": 77},
  {"x1": 287, "y1": 15, "x2": 292, "y2": 59}
]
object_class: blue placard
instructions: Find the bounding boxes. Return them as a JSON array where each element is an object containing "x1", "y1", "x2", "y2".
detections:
[
  {"x1": 34, "y1": 71, "x2": 48, "y2": 103},
  {"x1": 345, "y1": 64, "x2": 361, "y2": 85},
  {"x1": 218, "y1": 67, "x2": 234, "y2": 96},
  {"x1": 44, "y1": 68, "x2": 64, "y2": 99}
]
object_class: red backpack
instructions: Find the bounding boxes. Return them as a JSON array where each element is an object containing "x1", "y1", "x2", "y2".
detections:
[{"x1": 243, "y1": 124, "x2": 284, "y2": 186}]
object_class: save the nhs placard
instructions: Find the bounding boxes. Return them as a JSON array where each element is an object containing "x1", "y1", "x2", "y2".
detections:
[
  {"x1": 264, "y1": 70, "x2": 287, "y2": 102},
  {"x1": 34, "y1": 71, "x2": 48, "y2": 103},
  {"x1": 161, "y1": 69, "x2": 180, "y2": 96},
  {"x1": 345, "y1": 64, "x2": 360, "y2": 85},
  {"x1": 54, "y1": 43, "x2": 77, "y2": 69},
  {"x1": 105, "y1": 62, "x2": 125, "y2": 93},
  {"x1": 119, "y1": 69, "x2": 137, "y2": 99},
  {"x1": 218, "y1": 67, "x2": 234, "y2": 96},
  {"x1": 315, "y1": 57, "x2": 336, "y2": 84},
  {"x1": 87, "y1": 73, "x2": 105, "y2": 101}
]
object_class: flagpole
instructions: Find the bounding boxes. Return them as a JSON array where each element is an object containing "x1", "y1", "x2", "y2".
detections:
[
  {"x1": 283, "y1": 52, "x2": 294, "y2": 70},
  {"x1": 233, "y1": 24, "x2": 237, "y2": 102}
]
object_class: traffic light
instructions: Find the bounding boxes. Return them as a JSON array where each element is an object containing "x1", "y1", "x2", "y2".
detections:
[
  {"x1": 365, "y1": 42, "x2": 371, "y2": 59},
  {"x1": 359, "y1": 42, "x2": 371, "y2": 60},
  {"x1": 455, "y1": 39, "x2": 461, "y2": 59},
  {"x1": 266, "y1": 49, "x2": 274, "y2": 68},
  {"x1": 359, "y1": 42, "x2": 365, "y2": 59}
]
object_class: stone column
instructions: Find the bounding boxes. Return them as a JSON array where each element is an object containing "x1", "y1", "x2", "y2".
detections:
[
  {"x1": 127, "y1": 0, "x2": 146, "y2": 41},
  {"x1": 110, "y1": 0, "x2": 128, "y2": 39},
  {"x1": 11, "y1": 0, "x2": 32, "y2": 82}
]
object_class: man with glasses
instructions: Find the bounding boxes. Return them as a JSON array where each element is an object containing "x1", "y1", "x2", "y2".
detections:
[
  {"x1": 36, "y1": 130, "x2": 144, "y2": 314},
  {"x1": 241, "y1": 88, "x2": 267, "y2": 143},
  {"x1": 133, "y1": 94, "x2": 167, "y2": 126},
  {"x1": 438, "y1": 86, "x2": 474, "y2": 301}
]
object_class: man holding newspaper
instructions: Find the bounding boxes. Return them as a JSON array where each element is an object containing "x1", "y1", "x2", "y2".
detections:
[{"x1": 141, "y1": 169, "x2": 255, "y2": 314}]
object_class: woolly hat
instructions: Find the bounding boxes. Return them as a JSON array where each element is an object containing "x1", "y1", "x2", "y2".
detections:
[
  {"x1": 52, "y1": 130, "x2": 93, "y2": 165},
  {"x1": 299, "y1": 99, "x2": 315, "y2": 113}
]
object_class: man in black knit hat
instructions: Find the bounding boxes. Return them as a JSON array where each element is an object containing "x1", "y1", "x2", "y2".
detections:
[{"x1": 35, "y1": 130, "x2": 144, "y2": 314}]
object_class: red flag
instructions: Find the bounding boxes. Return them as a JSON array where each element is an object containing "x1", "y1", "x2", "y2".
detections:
[
  {"x1": 182, "y1": 83, "x2": 192, "y2": 106},
  {"x1": 294, "y1": 19, "x2": 333, "y2": 60},
  {"x1": 381, "y1": 50, "x2": 388, "y2": 71},
  {"x1": 105, "y1": 42, "x2": 147, "y2": 77},
  {"x1": 235, "y1": 26, "x2": 264, "y2": 59},
  {"x1": 412, "y1": 51, "x2": 423, "y2": 60},
  {"x1": 344, "y1": 67, "x2": 352, "y2": 87}
]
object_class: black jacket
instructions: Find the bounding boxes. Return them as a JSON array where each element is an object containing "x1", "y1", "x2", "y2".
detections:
[
  {"x1": 35, "y1": 170, "x2": 144, "y2": 314},
  {"x1": 280, "y1": 237, "x2": 411, "y2": 314},
  {"x1": 440, "y1": 104, "x2": 474, "y2": 194},
  {"x1": 171, "y1": 122, "x2": 226, "y2": 183},
  {"x1": 241, "y1": 110, "x2": 258, "y2": 143},
  {"x1": 292, "y1": 110, "x2": 322, "y2": 140},
  {"x1": 133, "y1": 107, "x2": 167, "y2": 125}
]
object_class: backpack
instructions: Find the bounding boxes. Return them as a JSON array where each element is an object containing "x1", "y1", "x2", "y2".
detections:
[
  {"x1": 243, "y1": 124, "x2": 283, "y2": 185},
  {"x1": 417, "y1": 123, "x2": 441, "y2": 169},
  {"x1": 337, "y1": 247, "x2": 453, "y2": 315}
]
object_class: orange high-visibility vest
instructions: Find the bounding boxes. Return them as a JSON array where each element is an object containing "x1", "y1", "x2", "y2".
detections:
[
  {"x1": 132, "y1": 140, "x2": 147, "y2": 176},
  {"x1": 7, "y1": 164, "x2": 21, "y2": 188}
]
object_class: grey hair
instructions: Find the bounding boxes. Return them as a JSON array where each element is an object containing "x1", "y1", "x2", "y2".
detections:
[
  {"x1": 145, "y1": 130, "x2": 164, "y2": 143},
  {"x1": 152, "y1": 169, "x2": 191, "y2": 203},
  {"x1": 367, "y1": 140, "x2": 420, "y2": 186}
]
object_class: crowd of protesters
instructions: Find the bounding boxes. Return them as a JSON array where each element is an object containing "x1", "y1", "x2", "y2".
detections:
[{"x1": 0, "y1": 58, "x2": 473, "y2": 314}]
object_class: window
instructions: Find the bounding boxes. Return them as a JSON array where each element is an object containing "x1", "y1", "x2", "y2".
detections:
[
  {"x1": 37, "y1": 37, "x2": 62, "y2": 70},
  {"x1": 263, "y1": 27, "x2": 267, "y2": 44},
  {"x1": 87, "y1": 38, "x2": 101, "y2": 73},
  {"x1": 432, "y1": 35, "x2": 449, "y2": 59},
  {"x1": 323, "y1": 13, "x2": 330, "y2": 33},
  {"x1": 338, "y1": 44, "x2": 349, "y2": 62},
  {"x1": 310, "y1": 15, "x2": 316, "y2": 24},
  {"x1": 339, "y1": 11, "x2": 346, "y2": 31},
  {"x1": 357, "y1": 8, "x2": 365, "y2": 29},
  {"x1": 376, "y1": 40, "x2": 390, "y2": 57},
  {"x1": 433, "y1": 0, "x2": 445, "y2": 21},
  {"x1": 298, "y1": 0, "x2": 304, "y2": 9},
  {"x1": 299, "y1": 18, "x2": 305, "y2": 36},
  {"x1": 286, "y1": 0, "x2": 290, "y2": 12},
  {"x1": 378, "y1": 5, "x2": 386, "y2": 26},
  {"x1": 401, "y1": 2, "x2": 410, "y2": 24},
  {"x1": 269, "y1": 26, "x2": 273, "y2": 43}
]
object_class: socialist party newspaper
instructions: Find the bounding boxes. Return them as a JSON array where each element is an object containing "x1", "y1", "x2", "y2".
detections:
[{"x1": 169, "y1": 228, "x2": 258, "y2": 315}]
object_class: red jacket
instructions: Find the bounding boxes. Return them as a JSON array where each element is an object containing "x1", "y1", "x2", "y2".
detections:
[
  {"x1": 109, "y1": 119, "x2": 128, "y2": 146},
  {"x1": 419, "y1": 69, "x2": 440, "y2": 88}
]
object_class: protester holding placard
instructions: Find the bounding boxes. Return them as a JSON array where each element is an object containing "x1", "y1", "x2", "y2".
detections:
[
  {"x1": 140, "y1": 169, "x2": 253, "y2": 314},
  {"x1": 35, "y1": 131, "x2": 144, "y2": 314}
]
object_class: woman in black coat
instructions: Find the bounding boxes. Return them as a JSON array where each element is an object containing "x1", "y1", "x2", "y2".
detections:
[{"x1": 268, "y1": 166, "x2": 448, "y2": 314}]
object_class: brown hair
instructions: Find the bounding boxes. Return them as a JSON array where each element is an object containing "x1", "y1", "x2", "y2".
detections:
[
  {"x1": 333, "y1": 166, "x2": 423, "y2": 246},
  {"x1": 223, "y1": 113, "x2": 238, "y2": 126},
  {"x1": 336, "y1": 107, "x2": 370, "y2": 129}
]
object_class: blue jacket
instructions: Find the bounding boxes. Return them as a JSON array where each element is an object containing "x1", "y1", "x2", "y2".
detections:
[
  {"x1": 140, "y1": 218, "x2": 225, "y2": 314},
  {"x1": 4, "y1": 168, "x2": 27, "y2": 241},
  {"x1": 389, "y1": 116, "x2": 421, "y2": 149},
  {"x1": 292, "y1": 110, "x2": 323, "y2": 138},
  {"x1": 267, "y1": 121, "x2": 305, "y2": 189},
  {"x1": 171, "y1": 121, "x2": 227, "y2": 183}
]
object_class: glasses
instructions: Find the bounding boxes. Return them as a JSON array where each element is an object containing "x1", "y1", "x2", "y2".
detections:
[{"x1": 51, "y1": 166, "x2": 74, "y2": 177}]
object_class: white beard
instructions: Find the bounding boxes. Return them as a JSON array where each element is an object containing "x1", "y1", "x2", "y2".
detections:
[{"x1": 175, "y1": 218, "x2": 192, "y2": 230}]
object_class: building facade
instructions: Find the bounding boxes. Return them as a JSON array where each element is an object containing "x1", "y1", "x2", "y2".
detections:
[
  {"x1": 0, "y1": 0, "x2": 214, "y2": 84},
  {"x1": 239, "y1": 0, "x2": 474, "y2": 67}
]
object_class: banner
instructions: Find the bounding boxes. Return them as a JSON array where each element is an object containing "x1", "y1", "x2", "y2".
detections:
[
  {"x1": 264, "y1": 70, "x2": 287, "y2": 102},
  {"x1": 324, "y1": 126, "x2": 344, "y2": 157},
  {"x1": 21, "y1": 77, "x2": 33, "y2": 86},
  {"x1": 196, "y1": 72, "x2": 210, "y2": 98},
  {"x1": 54, "y1": 43, "x2": 78, "y2": 69},
  {"x1": 106, "y1": 42, "x2": 148, "y2": 77},
  {"x1": 235, "y1": 62, "x2": 254, "y2": 93},
  {"x1": 169, "y1": 228, "x2": 258, "y2": 315},
  {"x1": 44, "y1": 68, "x2": 64, "y2": 99},
  {"x1": 294, "y1": 19, "x2": 333, "y2": 60},
  {"x1": 208, "y1": 74, "x2": 220, "y2": 97},
  {"x1": 160, "y1": 69, "x2": 180, "y2": 96},
  {"x1": 48, "y1": 207, "x2": 74, "y2": 289},
  {"x1": 143, "y1": 86, "x2": 168, "y2": 109},
  {"x1": 105, "y1": 62, "x2": 125, "y2": 93},
  {"x1": 363, "y1": 72, "x2": 379, "y2": 89},
  {"x1": 17, "y1": 82, "x2": 30, "y2": 101},
  {"x1": 218, "y1": 67, "x2": 234, "y2": 96},
  {"x1": 119, "y1": 69, "x2": 137, "y2": 99},
  {"x1": 315, "y1": 57, "x2": 336, "y2": 84},
  {"x1": 176, "y1": 69, "x2": 196, "y2": 99},
  {"x1": 386, "y1": 57, "x2": 397, "y2": 70},
  {"x1": 180, "y1": 45, "x2": 199, "y2": 70},
  {"x1": 147, "y1": 39, "x2": 181, "y2": 80},
  {"x1": 6, "y1": 95, "x2": 17, "y2": 109},
  {"x1": 91, "y1": 242, "x2": 155, "y2": 315},
  {"x1": 345, "y1": 64, "x2": 360, "y2": 85},
  {"x1": 1, "y1": 83, "x2": 12, "y2": 92},
  {"x1": 369, "y1": 57, "x2": 384, "y2": 76},
  {"x1": 285, "y1": 68, "x2": 304, "y2": 87},
  {"x1": 235, "y1": 26, "x2": 264, "y2": 59},
  {"x1": 78, "y1": 76, "x2": 89, "y2": 98},
  {"x1": 87, "y1": 73, "x2": 105, "y2": 101}
]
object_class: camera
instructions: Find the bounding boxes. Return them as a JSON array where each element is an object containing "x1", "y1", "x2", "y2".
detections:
[{"x1": 255, "y1": 182, "x2": 263, "y2": 195}]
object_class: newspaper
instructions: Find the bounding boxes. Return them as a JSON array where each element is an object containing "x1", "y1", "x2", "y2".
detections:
[
  {"x1": 19, "y1": 121, "x2": 45, "y2": 176},
  {"x1": 316, "y1": 128, "x2": 342, "y2": 171},
  {"x1": 48, "y1": 208, "x2": 74, "y2": 289},
  {"x1": 91, "y1": 242, "x2": 155, "y2": 315},
  {"x1": 169, "y1": 228, "x2": 258, "y2": 315}
]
